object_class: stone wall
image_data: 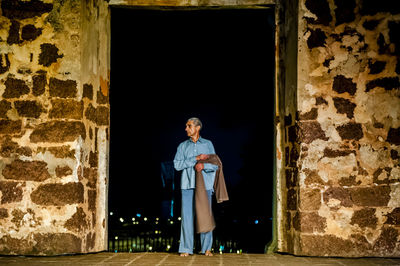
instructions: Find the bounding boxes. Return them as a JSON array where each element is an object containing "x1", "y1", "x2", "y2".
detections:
[
  {"x1": 0, "y1": 0, "x2": 110, "y2": 255},
  {"x1": 292, "y1": 0, "x2": 400, "y2": 257}
]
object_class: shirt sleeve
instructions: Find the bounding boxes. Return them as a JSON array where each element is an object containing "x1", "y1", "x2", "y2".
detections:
[
  {"x1": 173, "y1": 143, "x2": 197, "y2": 171},
  {"x1": 203, "y1": 141, "x2": 218, "y2": 172}
]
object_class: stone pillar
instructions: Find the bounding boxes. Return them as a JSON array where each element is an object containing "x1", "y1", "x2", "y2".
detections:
[
  {"x1": 292, "y1": 0, "x2": 400, "y2": 257},
  {"x1": 0, "y1": 0, "x2": 110, "y2": 255}
]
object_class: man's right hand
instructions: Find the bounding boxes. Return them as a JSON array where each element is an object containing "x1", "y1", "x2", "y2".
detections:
[{"x1": 196, "y1": 154, "x2": 209, "y2": 161}]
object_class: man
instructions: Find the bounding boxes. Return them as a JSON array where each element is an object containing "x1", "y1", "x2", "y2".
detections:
[{"x1": 173, "y1": 117, "x2": 217, "y2": 257}]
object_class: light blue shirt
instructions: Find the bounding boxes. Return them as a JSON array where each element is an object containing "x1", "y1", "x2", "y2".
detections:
[{"x1": 174, "y1": 137, "x2": 218, "y2": 190}]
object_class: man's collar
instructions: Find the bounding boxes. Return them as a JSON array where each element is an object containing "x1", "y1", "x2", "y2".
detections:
[{"x1": 189, "y1": 136, "x2": 203, "y2": 143}]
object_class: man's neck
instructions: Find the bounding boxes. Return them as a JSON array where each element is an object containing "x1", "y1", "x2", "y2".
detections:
[{"x1": 190, "y1": 134, "x2": 200, "y2": 143}]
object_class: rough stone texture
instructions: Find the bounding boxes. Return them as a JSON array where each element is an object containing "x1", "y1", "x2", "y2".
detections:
[
  {"x1": 30, "y1": 182, "x2": 84, "y2": 206},
  {"x1": 0, "y1": 181, "x2": 24, "y2": 204},
  {"x1": 49, "y1": 99, "x2": 83, "y2": 120},
  {"x1": 29, "y1": 121, "x2": 86, "y2": 143},
  {"x1": 2, "y1": 159, "x2": 50, "y2": 181},
  {"x1": 0, "y1": 0, "x2": 110, "y2": 256},
  {"x1": 2, "y1": 77, "x2": 30, "y2": 98},
  {"x1": 85, "y1": 104, "x2": 110, "y2": 126},
  {"x1": 0, "y1": 120, "x2": 22, "y2": 135},
  {"x1": 350, "y1": 208, "x2": 377, "y2": 229},
  {"x1": 49, "y1": 78, "x2": 77, "y2": 98},
  {"x1": 32, "y1": 72, "x2": 47, "y2": 96},
  {"x1": 33, "y1": 233, "x2": 82, "y2": 255},
  {"x1": 64, "y1": 207, "x2": 88, "y2": 233},
  {"x1": 38, "y1": 43, "x2": 64, "y2": 67},
  {"x1": 14, "y1": 101, "x2": 44, "y2": 118},
  {"x1": 336, "y1": 123, "x2": 363, "y2": 141}
]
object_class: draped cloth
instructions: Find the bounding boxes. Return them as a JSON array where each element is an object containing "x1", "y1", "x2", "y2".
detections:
[{"x1": 195, "y1": 154, "x2": 229, "y2": 233}]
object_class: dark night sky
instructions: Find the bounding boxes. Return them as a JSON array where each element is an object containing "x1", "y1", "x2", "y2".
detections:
[{"x1": 109, "y1": 7, "x2": 275, "y2": 222}]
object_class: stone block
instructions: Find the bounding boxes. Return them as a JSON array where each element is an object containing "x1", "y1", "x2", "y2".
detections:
[
  {"x1": 39, "y1": 44, "x2": 63, "y2": 67},
  {"x1": 332, "y1": 75, "x2": 357, "y2": 96},
  {"x1": 300, "y1": 212, "x2": 326, "y2": 233},
  {"x1": 387, "y1": 127, "x2": 400, "y2": 145},
  {"x1": 49, "y1": 78, "x2": 77, "y2": 98},
  {"x1": 0, "y1": 181, "x2": 24, "y2": 204},
  {"x1": 300, "y1": 234, "x2": 355, "y2": 257},
  {"x1": 0, "y1": 53, "x2": 10, "y2": 74},
  {"x1": 14, "y1": 100, "x2": 43, "y2": 118},
  {"x1": 336, "y1": 123, "x2": 363, "y2": 141},
  {"x1": 304, "y1": 0, "x2": 332, "y2": 26},
  {"x1": 21, "y1": 24, "x2": 42, "y2": 41},
  {"x1": 64, "y1": 207, "x2": 88, "y2": 233},
  {"x1": 82, "y1": 83, "x2": 93, "y2": 100},
  {"x1": 30, "y1": 121, "x2": 86, "y2": 143},
  {"x1": 0, "y1": 100, "x2": 12, "y2": 119},
  {"x1": 300, "y1": 188, "x2": 321, "y2": 211},
  {"x1": 323, "y1": 187, "x2": 352, "y2": 207},
  {"x1": 85, "y1": 104, "x2": 109, "y2": 126},
  {"x1": 0, "y1": 120, "x2": 22, "y2": 135},
  {"x1": 385, "y1": 208, "x2": 400, "y2": 225},
  {"x1": 350, "y1": 208, "x2": 377, "y2": 229},
  {"x1": 30, "y1": 182, "x2": 84, "y2": 206},
  {"x1": 350, "y1": 186, "x2": 391, "y2": 207},
  {"x1": 49, "y1": 99, "x2": 83, "y2": 120},
  {"x1": 55, "y1": 165, "x2": 72, "y2": 177},
  {"x1": 287, "y1": 189, "x2": 297, "y2": 211},
  {"x1": 0, "y1": 0, "x2": 53, "y2": 19},
  {"x1": 88, "y1": 189, "x2": 96, "y2": 211},
  {"x1": 0, "y1": 208, "x2": 8, "y2": 219},
  {"x1": 33, "y1": 233, "x2": 82, "y2": 255},
  {"x1": 3, "y1": 77, "x2": 30, "y2": 98},
  {"x1": 32, "y1": 72, "x2": 46, "y2": 96},
  {"x1": 2, "y1": 159, "x2": 50, "y2": 181},
  {"x1": 373, "y1": 227, "x2": 398, "y2": 254},
  {"x1": 332, "y1": 97, "x2": 356, "y2": 119},
  {"x1": 298, "y1": 121, "x2": 328, "y2": 144}
]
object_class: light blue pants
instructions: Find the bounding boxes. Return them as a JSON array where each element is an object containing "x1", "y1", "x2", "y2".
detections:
[{"x1": 179, "y1": 189, "x2": 213, "y2": 254}]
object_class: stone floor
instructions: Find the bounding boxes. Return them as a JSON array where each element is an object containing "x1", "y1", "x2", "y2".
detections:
[{"x1": 0, "y1": 252, "x2": 400, "y2": 265}]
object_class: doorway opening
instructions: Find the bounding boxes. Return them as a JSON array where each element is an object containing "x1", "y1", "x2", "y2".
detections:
[{"x1": 108, "y1": 7, "x2": 275, "y2": 254}]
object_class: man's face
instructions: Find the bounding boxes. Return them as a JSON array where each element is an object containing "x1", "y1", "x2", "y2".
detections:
[{"x1": 185, "y1": 121, "x2": 200, "y2": 137}]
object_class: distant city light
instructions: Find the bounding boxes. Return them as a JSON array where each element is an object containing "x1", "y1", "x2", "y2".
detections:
[
  {"x1": 136, "y1": 213, "x2": 141, "y2": 217},
  {"x1": 144, "y1": 217, "x2": 148, "y2": 221},
  {"x1": 132, "y1": 217, "x2": 135, "y2": 221},
  {"x1": 119, "y1": 218, "x2": 124, "y2": 223},
  {"x1": 110, "y1": 212, "x2": 113, "y2": 216},
  {"x1": 149, "y1": 246, "x2": 153, "y2": 251},
  {"x1": 156, "y1": 217, "x2": 159, "y2": 221},
  {"x1": 170, "y1": 221, "x2": 174, "y2": 225},
  {"x1": 254, "y1": 220, "x2": 259, "y2": 224},
  {"x1": 115, "y1": 236, "x2": 118, "y2": 240},
  {"x1": 167, "y1": 245, "x2": 171, "y2": 250},
  {"x1": 178, "y1": 217, "x2": 182, "y2": 221},
  {"x1": 155, "y1": 230, "x2": 158, "y2": 234},
  {"x1": 237, "y1": 250, "x2": 240, "y2": 254}
]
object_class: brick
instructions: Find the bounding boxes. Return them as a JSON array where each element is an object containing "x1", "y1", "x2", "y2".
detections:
[
  {"x1": 0, "y1": 120, "x2": 22, "y2": 135},
  {"x1": 14, "y1": 100, "x2": 44, "y2": 118},
  {"x1": 298, "y1": 121, "x2": 328, "y2": 144},
  {"x1": 39, "y1": 44, "x2": 63, "y2": 67},
  {"x1": 350, "y1": 208, "x2": 377, "y2": 229}
]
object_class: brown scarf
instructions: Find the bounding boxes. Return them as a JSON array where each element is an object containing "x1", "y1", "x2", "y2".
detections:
[{"x1": 195, "y1": 154, "x2": 229, "y2": 233}]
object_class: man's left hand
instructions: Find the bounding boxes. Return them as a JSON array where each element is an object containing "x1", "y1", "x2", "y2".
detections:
[{"x1": 195, "y1": 163, "x2": 204, "y2": 172}]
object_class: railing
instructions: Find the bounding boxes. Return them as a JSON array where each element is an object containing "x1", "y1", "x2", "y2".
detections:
[{"x1": 108, "y1": 215, "x2": 271, "y2": 254}]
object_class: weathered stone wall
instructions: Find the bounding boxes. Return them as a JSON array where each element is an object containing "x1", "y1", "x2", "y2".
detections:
[
  {"x1": 293, "y1": 0, "x2": 400, "y2": 257},
  {"x1": 0, "y1": 0, "x2": 110, "y2": 255}
]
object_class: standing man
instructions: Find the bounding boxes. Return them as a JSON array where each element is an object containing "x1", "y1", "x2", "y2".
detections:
[{"x1": 174, "y1": 117, "x2": 217, "y2": 257}]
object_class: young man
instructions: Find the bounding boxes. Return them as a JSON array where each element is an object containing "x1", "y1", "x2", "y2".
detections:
[{"x1": 173, "y1": 117, "x2": 217, "y2": 256}]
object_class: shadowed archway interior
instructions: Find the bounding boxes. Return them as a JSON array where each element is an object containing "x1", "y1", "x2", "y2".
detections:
[{"x1": 109, "y1": 7, "x2": 275, "y2": 253}]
